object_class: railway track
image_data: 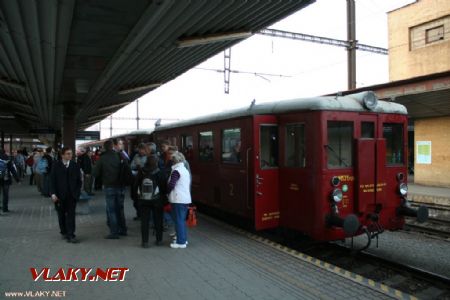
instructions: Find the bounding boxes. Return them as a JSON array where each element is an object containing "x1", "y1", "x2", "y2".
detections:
[
  {"x1": 404, "y1": 201, "x2": 450, "y2": 239},
  {"x1": 258, "y1": 231, "x2": 450, "y2": 299}
]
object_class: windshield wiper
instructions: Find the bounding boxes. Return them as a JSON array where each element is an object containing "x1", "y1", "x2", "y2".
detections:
[{"x1": 325, "y1": 144, "x2": 349, "y2": 167}]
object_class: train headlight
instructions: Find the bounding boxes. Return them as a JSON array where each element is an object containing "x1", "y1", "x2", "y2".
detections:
[
  {"x1": 332, "y1": 189, "x2": 343, "y2": 203},
  {"x1": 363, "y1": 91, "x2": 378, "y2": 110},
  {"x1": 331, "y1": 176, "x2": 340, "y2": 187},
  {"x1": 399, "y1": 183, "x2": 408, "y2": 196}
]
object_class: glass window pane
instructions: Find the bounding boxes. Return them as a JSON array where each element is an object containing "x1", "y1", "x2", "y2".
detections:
[
  {"x1": 222, "y1": 128, "x2": 241, "y2": 164},
  {"x1": 361, "y1": 122, "x2": 374, "y2": 138},
  {"x1": 260, "y1": 125, "x2": 278, "y2": 169},
  {"x1": 285, "y1": 124, "x2": 305, "y2": 167},
  {"x1": 383, "y1": 123, "x2": 404, "y2": 165},
  {"x1": 327, "y1": 121, "x2": 353, "y2": 168},
  {"x1": 181, "y1": 135, "x2": 193, "y2": 160},
  {"x1": 199, "y1": 131, "x2": 214, "y2": 162}
]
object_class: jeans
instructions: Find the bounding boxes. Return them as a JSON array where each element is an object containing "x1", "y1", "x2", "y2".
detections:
[
  {"x1": 104, "y1": 187, "x2": 127, "y2": 236},
  {"x1": 1, "y1": 183, "x2": 10, "y2": 212},
  {"x1": 171, "y1": 203, "x2": 189, "y2": 245}
]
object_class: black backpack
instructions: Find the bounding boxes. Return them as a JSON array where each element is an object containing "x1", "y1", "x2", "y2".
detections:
[{"x1": 118, "y1": 153, "x2": 133, "y2": 186}]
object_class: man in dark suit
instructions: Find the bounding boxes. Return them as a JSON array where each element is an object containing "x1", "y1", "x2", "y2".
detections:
[{"x1": 50, "y1": 147, "x2": 82, "y2": 243}]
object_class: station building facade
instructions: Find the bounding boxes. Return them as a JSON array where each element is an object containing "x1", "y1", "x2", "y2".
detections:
[{"x1": 388, "y1": 0, "x2": 450, "y2": 187}]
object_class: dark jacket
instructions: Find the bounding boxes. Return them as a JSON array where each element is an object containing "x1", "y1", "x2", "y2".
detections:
[
  {"x1": 0, "y1": 153, "x2": 19, "y2": 185},
  {"x1": 77, "y1": 153, "x2": 92, "y2": 175},
  {"x1": 92, "y1": 150, "x2": 121, "y2": 187},
  {"x1": 50, "y1": 160, "x2": 82, "y2": 201}
]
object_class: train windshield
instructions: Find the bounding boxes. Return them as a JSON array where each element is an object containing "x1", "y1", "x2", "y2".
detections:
[
  {"x1": 327, "y1": 121, "x2": 353, "y2": 168},
  {"x1": 383, "y1": 123, "x2": 404, "y2": 165}
]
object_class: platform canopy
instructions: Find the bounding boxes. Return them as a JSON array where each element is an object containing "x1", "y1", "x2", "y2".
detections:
[
  {"x1": 333, "y1": 71, "x2": 450, "y2": 119},
  {"x1": 0, "y1": 0, "x2": 314, "y2": 133}
]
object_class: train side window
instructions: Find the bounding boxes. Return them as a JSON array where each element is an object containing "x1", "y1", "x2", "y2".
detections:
[
  {"x1": 199, "y1": 131, "x2": 214, "y2": 162},
  {"x1": 169, "y1": 136, "x2": 177, "y2": 147},
  {"x1": 361, "y1": 122, "x2": 374, "y2": 138},
  {"x1": 181, "y1": 135, "x2": 193, "y2": 160},
  {"x1": 260, "y1": 125, "x2": 278, "y2": 169},
  {"x1": 327, "y1": 121, "x2": 353, "y2": 168},
  {"x1": 383, "y1": 123, "x2": 404, "y2": 165},
  {"x1": 285, "y1": 124, "x2": 305, "y2": 168},
  {"x1": 222, "y1": 128, "x2": 241, "y2": 164}
]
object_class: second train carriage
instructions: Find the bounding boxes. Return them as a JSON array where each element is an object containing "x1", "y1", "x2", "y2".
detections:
[{"x1": 153, "y1": 91, "x2": 428, "y2": 242}]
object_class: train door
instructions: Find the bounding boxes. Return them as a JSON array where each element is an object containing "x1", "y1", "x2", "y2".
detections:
[
  {"x1": 253, "y1": 115, "x2": 279, "y2": 230},
  {"x1": 355, "y1": 116, "x2": 386, "y2": 214}
]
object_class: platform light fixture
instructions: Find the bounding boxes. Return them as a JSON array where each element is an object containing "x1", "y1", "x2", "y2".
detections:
[
  {"x1": 177, "y1": 31, "x2": 253, "y2": 48},
  {"x1": 118, "y1": 83, "x2": 162, "y2": 95}
]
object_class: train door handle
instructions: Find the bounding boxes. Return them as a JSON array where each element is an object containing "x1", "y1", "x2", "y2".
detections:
[
  {"x1": 256, "y1": 174, "x2": 264, "y2": 185},
  {"x1": 256, "y1": 192, "x2": 263, "y2": 196}
]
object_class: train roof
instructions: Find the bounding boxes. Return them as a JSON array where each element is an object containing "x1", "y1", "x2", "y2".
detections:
[{"x1": 155, "y1": 91, "x2": 407, "y2": 131}]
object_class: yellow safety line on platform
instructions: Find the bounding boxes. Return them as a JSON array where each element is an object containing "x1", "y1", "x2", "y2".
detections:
[{"x1": 199, "y1": 214, "x2": 418, "y2": 300}]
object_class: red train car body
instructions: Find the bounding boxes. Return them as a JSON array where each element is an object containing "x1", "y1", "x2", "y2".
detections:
[{"x1": 153, "y1": 92, "x2": 427, "y2": 242}]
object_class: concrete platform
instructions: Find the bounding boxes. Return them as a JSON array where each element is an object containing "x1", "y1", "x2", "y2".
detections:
[
  {"x1": 408, "y1": 182, "x2": 450, "y2": 206},
  {"x1": 1, "y1": 183, "x2": 404, "y2": 300}
]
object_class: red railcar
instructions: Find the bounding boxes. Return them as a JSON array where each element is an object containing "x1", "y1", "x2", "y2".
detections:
[{"x1": 154, "y1": 92, "x2": 427, "y2": 242}]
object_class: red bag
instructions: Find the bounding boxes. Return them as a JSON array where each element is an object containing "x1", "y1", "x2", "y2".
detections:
[
  {"x1": 26, "y1": 156, "x2": 34, "y2": 167},
  {"x1": 186, "y1": 206, "x2": 197, "y2": 227},
  {"x1": 163, "y1": 203, "x2": 172, "y2": 213}
]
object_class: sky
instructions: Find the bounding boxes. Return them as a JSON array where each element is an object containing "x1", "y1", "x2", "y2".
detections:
[{"x1": 85, "y1": 0, "x2": 415, "y2": 139}]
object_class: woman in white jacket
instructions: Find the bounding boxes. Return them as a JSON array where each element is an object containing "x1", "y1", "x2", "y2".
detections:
[{"x1": 167, "y1": 151, "x2": 191, "y2": 249}]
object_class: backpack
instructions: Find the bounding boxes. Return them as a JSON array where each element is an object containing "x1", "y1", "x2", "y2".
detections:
[
  {"x1": 138, "y1": 177, "x2": 160, "y2": 202},
  {"x1": 0, "y1": 159, "x2": 8, "y2": 179},
  {"x1": 36, "y1": 158, "x2": 48, "y2": 174},
  {"x1": 118, "y1": 154, "x2": 133, "y2": 186}
]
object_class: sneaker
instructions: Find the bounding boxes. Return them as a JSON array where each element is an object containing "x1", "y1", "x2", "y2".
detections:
[
  {"x1": 170, "y1": 243, "x2": 187, "y2": 249},
  {"x1": 169, "y1": 232, "x2": 176, "y2": 237},
  {"x1": 119, "y1": 232, "x2": 128, "y2": 236},
  {"x1": 171, "y1": 236, "x2": 188, "y2": 245},
  {"x1": 104, "y1": 234, "x2": 120, "y2": 239}
]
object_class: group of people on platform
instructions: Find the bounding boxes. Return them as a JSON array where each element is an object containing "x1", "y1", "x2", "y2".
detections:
[{"x1": 0, "y1": 139, "x2": 192, "y2": 249}]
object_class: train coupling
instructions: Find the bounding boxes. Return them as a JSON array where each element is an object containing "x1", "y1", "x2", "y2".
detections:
[{"x1": 396, "y1": 198, "x2": 429, "y2": 223}]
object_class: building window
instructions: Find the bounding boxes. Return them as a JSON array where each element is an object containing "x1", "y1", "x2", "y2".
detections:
[
  {"x1": 199, "y1": 131, "x2": 214, "y2": 162},
  {"x1": 222, "y1": 128, "x2": 241, "y2": 164},
  {"x1": 327, "y1": 121, "x2": 353, "y2": 168},
  {"x1": 426, "y1": 25, "x2": 444, "y2": 44},
  {"x1": 285, "y1": 124, "x2": 305, "y2": 168},
  {"x1": 410, "y1": 16, "x2": 449, "y2": 50},
  {"x1": 383, "y1": 123, "x2": 404, "y2": 165}
]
